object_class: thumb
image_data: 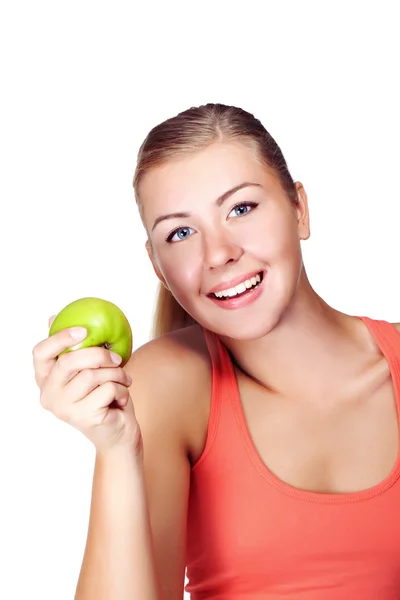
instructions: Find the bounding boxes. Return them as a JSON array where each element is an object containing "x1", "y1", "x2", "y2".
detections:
[{"x1": 48, "y1": 315, "x2": 56, "y2": 328}]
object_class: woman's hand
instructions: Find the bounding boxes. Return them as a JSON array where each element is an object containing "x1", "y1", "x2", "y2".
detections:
[{"x1": 32, "y1": 316, "x2": 142, "y2": 454}]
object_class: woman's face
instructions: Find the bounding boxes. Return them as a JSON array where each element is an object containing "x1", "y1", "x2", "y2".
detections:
[{"x1": 139, "y1": 141, "x2": 310, "y2": 339}]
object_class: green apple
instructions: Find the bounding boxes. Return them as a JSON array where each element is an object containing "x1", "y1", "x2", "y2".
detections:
[{"x1": 48, "y1": 297, "x2": 133, "y2": 367}]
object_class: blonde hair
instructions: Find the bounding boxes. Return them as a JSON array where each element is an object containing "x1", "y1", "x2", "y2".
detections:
[{"x1": 133, "y1": 103, "x2": 297, "y2": 339}]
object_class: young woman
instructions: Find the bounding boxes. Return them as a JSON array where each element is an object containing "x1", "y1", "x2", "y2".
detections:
[{"x1": 33, "y1": 104, "x2": 400, "y2": 599}]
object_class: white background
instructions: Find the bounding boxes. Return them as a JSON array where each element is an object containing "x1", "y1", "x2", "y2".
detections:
[{"x1": 1, "y1": 1, "x2": 400, "y2": 598}]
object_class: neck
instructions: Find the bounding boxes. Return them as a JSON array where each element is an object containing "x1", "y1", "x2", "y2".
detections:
[{"x1": 218, "y1": 273, "x2": 365, "y2": 400}]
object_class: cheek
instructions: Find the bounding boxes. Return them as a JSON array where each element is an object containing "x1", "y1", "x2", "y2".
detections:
[
  {"x1": 240, "y1": 214, "x2": 296, "y2": 258},
  {"x1": 157, "y1": 246, "x2": 201, "y2": 294}
]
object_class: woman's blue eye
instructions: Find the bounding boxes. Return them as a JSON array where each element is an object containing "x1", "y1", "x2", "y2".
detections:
[
  {"x1": 228, "y1": 202, "x2": 258, "y2": 218},
  {"x1": 166, "y1": 226, "x2": 194, "y2": 243}
]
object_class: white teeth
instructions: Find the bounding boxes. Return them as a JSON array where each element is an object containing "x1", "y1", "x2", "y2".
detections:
[
  {"x1": 236, "y1": 282, "x2": 247, "y2": 294},
  {"x1": 213, "y1": 272, "x2": 262, "y2": 298}
]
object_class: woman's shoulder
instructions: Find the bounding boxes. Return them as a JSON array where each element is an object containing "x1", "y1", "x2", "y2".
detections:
[
  {"x1": 125, "y1": 325, "x2": 212, "y2": 463},
  {"x1": 132, "y1": 323, "x2": 210, "y2": 370}
]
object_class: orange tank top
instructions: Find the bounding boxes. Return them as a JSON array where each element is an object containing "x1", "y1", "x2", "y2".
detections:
[{"x1": 185, "y1": 316, "x2": 400, "y2": 599}]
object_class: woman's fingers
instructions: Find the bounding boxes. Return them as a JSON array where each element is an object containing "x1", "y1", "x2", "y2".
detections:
[
  {"x1": 63, "y1": 366, "x2": 132, "y2": 406},
  {"x1": 32, "y1": 326, "x2": 88, "y2": 387}
]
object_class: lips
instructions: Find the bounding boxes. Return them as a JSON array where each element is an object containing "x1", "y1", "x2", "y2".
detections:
[
  {"x1": 207, "y1": 270, "x2": 266, "y2": 309},
  {"x1": 206, "y1": 270, "x2": 265, "y2": 296}
]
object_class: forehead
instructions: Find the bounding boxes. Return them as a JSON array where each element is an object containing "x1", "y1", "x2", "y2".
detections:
[{"x1": 139, "y1": 141, "x2": 278, "y2": 227}]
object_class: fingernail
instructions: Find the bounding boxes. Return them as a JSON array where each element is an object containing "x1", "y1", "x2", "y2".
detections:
[
  {"x1": 70, "y1": 327, "x2": 87, "y2": 340},
  {"x1": 111, "y1": 352, "x2": 122, "y2": 364}
]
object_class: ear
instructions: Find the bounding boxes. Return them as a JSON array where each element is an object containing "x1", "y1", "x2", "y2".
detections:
[
  {"x1": 145, "y1": 240, "x2": 170, "y2": 290},
  {"x1": 294, "y1": 182, "x2": 310, "y2": 241}
]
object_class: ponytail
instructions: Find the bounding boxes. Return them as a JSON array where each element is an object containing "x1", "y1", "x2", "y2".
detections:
[{"x1": 152, "y1": 282, "x2": 197, "y2": 339}]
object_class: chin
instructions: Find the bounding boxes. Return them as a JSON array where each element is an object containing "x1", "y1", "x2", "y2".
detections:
[{"x1": 187, "y1": 284, "x2": 289, "y2": 341}]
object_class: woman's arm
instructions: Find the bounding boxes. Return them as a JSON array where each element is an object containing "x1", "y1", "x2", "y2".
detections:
[
  {"x1": 74, "y1": 334, "x2": 198, "y2": 600},
  {"x1": 75, "y1": 446, "x2": 168, "y2": 600}
]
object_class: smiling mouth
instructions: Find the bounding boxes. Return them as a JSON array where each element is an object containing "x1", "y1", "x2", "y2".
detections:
[{"x1": 208, "y1": 271, "x2": 264, "y2": 300}]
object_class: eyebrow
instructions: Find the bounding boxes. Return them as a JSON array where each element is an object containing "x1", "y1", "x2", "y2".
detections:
[{"x1": 151, "y1": 181, "x2": 263, "y2": 232}]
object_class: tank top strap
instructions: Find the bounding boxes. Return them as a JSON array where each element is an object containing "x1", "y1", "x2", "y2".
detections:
[
  {"x1": 193, "y1": 327, "x2": 239, "y2": 471},
  {"x1": 202, "y1": 326, "x2": 238, "y2": 389},
  {"x1": 359, "y1": 316, "x2": 400, "y2": 367}
]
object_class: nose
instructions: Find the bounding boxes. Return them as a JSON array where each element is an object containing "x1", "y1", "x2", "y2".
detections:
[{"x1": 203, "y1": 229, "x2": 244, "y2": 270}]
